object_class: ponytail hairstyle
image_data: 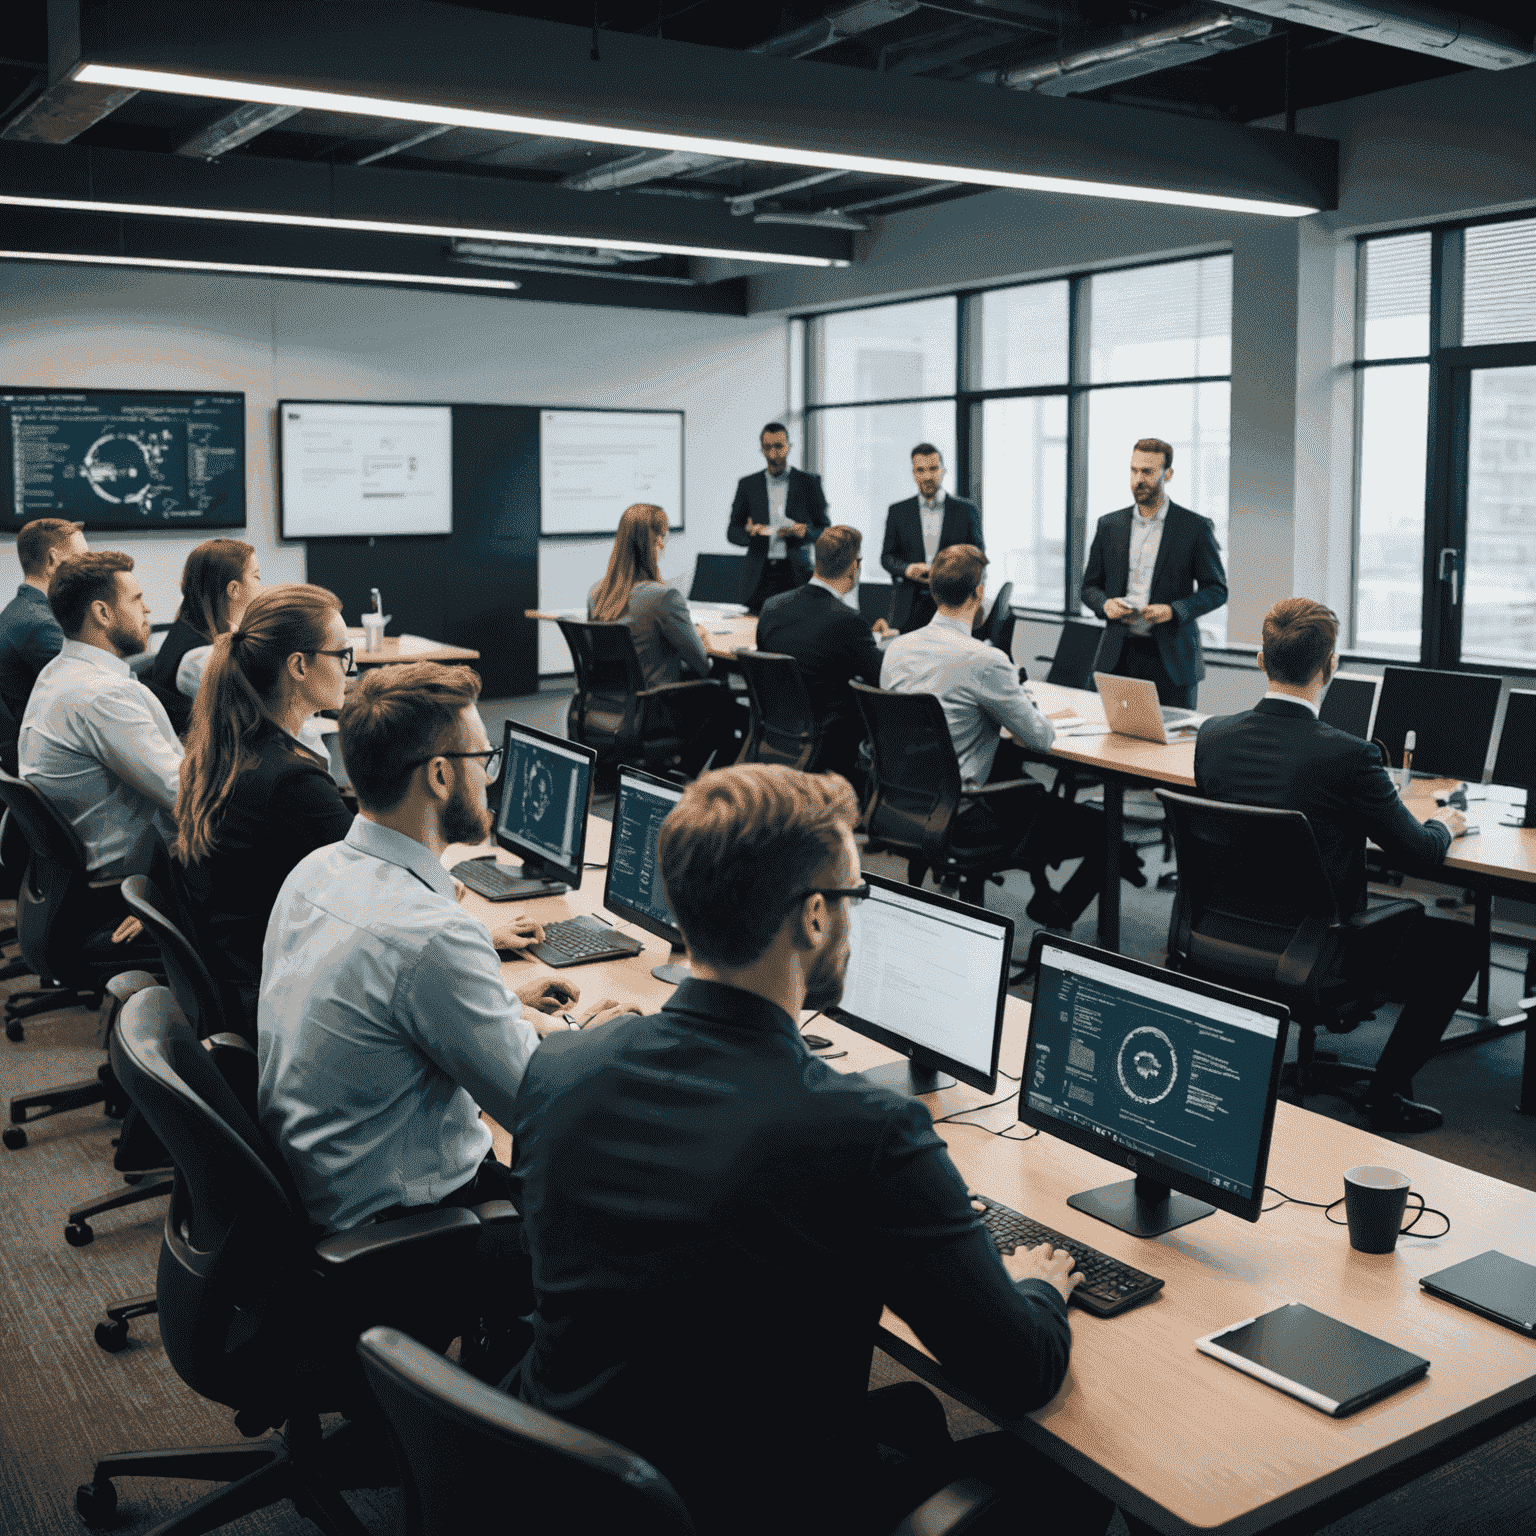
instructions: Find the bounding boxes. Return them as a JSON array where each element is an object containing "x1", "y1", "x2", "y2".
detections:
[
  {"x1": 176, "y1": 538, "x2": 255, "y2": 641},
  {"x1": 588, "y1": 503, "x2": 668, "y2": 622},
  {"x1": 173, "y1": 583, "x2": 341, "y2": 864}
]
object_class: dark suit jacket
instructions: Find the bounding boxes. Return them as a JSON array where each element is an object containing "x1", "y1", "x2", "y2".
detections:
[
  {"x1": 1079, "y1": 501, "x2": 1227, "y2": 688},
  {"x1": 1194, "y1": 697, "x2": 1452, "y2": 917},
  {"x1": 880, "y1": 494, "x2": 984, "y2": 631},
  {"x1": 511, "y1": 979, "x2": 1071, "y2": 1536},
  {"x1": 178, "y1": 720, "x2": 354, "y2": 991},
  {"x1": 727, "y1": 467, "x2": 829, "y2": 605},
  {"x1": 0, "y1": 584, "x2": 62, "y2": 758},
  {"x1": 146, "y1": 617, "x2": 212, "y2": 734}
]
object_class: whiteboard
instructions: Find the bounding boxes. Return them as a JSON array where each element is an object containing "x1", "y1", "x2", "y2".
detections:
[
  {"x1": 540, "y1": 410, "x2": 683, "y2": 537},
  {"x1": 279, "y1": 401, "x2": 452, "y2": 538}
]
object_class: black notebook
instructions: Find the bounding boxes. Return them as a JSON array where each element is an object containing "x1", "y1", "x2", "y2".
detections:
[
  {"x1": 1197, "y1": 1302, "x2": 1429, "y2": 1417},
  {"x1": 1420, "y1": 1250, "x2": 1536, "y2": 1336}
]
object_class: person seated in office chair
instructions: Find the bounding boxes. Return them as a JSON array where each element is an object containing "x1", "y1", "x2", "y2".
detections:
[
  {"x1": 510, "y1": 765, "x2": 1113, "y2": 1536},
  {"x1": 0, "y1": 517, "x2": 88, "y2": 772},
  {"x1": 146, "y1": 538, "x2": 263, "y2": 734},
  {"x1": 258, "y1": 663, "x2": 626, "y2": 1374},
  {"x1": 1195, "y1": 597, "x2": 1479, "y2": 1133},
  {"x1": 172, "y1": 584, "x2": 356, "y2": 1037},
  {"x1": 755, "y1": 524, "x2": 885, "y2": 782},
  {"x1": 881, "y1": 545, "x2": 1113, "y2": 932}
]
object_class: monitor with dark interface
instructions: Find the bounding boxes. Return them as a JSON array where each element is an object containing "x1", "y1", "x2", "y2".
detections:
[
  {"x1": 494, "y1": 721, "x2": 593, "y2": 887},
  {"x1": 829, "y1": 872, "x2": 1012, "y2": 1098},
  {"x1": 1318, "y1": 671, "x2": 1380, "y2": 741},
  {"x1": 1019, "y1": 933, "x2": 1289, "y2": 1238},
  {"x1": 604, "y1": 766, "x2": 688, "y2": 984},
  {"x1": 1492, "y1": 689, "x2": 1536, "y2": 827},
  {"x1": 1372, "y1": 666, "x2": 1501, "y2": 783}
]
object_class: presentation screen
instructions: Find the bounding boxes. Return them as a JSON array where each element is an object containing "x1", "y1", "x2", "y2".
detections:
[
  {"x1": 279, "y1": 401, "x2": 453, "y2": 539},
  {"x1": 0, "y1": 388, "x2": 246, "y2": 532},
  {"x1": 540, "y1": 409, "x2": 683, "y2": 537}
]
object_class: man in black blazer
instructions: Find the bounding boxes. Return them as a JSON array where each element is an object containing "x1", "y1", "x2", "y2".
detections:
[
  {"x1": 727, "y1": 421, "x2": 830, "y2": 613},
  {"x1": 1080, "y1": 438, "x2": 1227, "y2": 708},
  {"x1": 1195, "y1": 598, "x2": 1478, "y2": 1133},
  {"x1": 757, "y1": 525, "x2": 886, "y2": 782},
  {"x1": 880, "y1": 443, "x2": 983, "y2": 633}
]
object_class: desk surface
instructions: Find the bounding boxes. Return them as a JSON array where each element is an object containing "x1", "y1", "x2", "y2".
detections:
[
  {"x1": 345, "y1": 628, "x2": 481, "y2": 666},
  {"x1": 1403, "y1": 780, "x2": 1536, "y2": 886},
  {"x1": 446, "y1": 820, "x2": 1536, "y2": 1536}
]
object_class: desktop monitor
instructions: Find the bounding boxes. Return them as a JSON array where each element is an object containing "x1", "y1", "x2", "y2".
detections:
[
  {"x1": 828, "y1": 872, "x2": 1012, "y2": 1098},
  {"x1": 494, "y1": 721, "x2": 594, "y2": 887},
  {"x1": 1018, "y1": 933, "x2": 1290, "y2": 1239},
  {"x1": 1491, "y1": 689, "x2": 1536, "y2": 827},
  {"x1": 1372, "y1": 666, "x2": 1501, "y2": 783},
  {"x1": 604, "y1": 766, "x2": 689, "y2": 984},
  {"x1": 1317, "y1": 671, "x2": 1380, "y2": 741}
]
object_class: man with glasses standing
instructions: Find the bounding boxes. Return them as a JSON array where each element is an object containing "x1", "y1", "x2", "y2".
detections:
[
  {"x1": 258, "y1": 662, "x2": 626, "y2": 1376},
  {"x1": 728, "y1": 421, "x2": 829, "y2": 613}
]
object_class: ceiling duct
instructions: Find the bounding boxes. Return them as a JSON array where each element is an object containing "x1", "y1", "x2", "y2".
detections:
[
  {"x1": 562, "y1": 148, "x2": 727, "y2": 191},
  {"x1": 1234, "y1": 1, "x2": 1533, "y2": 68},
  {"x1": 175, "y1": 101, "x2": 301, "y2": 157},
  {"x1": 750, "y1": 0, "x2": 921, "y2": 59},
  {"x1": 448, "y1": 238, "x2": 696, "y2": 285}
]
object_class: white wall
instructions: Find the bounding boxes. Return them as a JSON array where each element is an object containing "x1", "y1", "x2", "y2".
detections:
[{"x1": 0, "y1": 265, "x2": 789, "y2": 680}]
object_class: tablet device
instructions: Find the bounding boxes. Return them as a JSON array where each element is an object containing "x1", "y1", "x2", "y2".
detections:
[
  {"x1": 1196, "y1": 1301, "x2": 1429, "y2": 1417},
  {"x1": 1420, "y1": 1250, "x2": 1536, "y2": 1336}
]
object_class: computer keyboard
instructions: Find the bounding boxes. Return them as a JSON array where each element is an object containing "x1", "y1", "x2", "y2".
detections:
[
  {"x1": 529, "y1": 914, "x2": 643, "y2": 969},
  {"x1": 970, "y1": 1194, "x2": 1165, "y2": 1317},
  {"x1": 451, "y1": 859, "x2": 569, "y2": 902},
  {"x1": 1159, "y1": 706, "x2": 1196, "y2": 725}
]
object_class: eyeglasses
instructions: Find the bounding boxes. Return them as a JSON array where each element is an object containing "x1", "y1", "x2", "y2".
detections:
[
  {"x1": 404, "y1": 745, "x2": 504, "y2": 784},
  {"x1": 311, "y1": 647, "x2": 357, "y2": 676},
  {"x1": 791, "y1": 883, "x2": 870, "y2": 908}
]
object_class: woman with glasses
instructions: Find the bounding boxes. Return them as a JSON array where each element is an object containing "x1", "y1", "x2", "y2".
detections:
[{"x1": 172, "y1": 583, "x2": 355, "y2": 1033}]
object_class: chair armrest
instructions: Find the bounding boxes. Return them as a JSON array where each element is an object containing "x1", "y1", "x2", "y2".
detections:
[
  {"x1": 1348, "y1": 900, "x2": 1420, "y2": 930},
  {"x1": 469, "y1": 1199, "x2": 520, "y2": 1225},
  {"x1": 1275, "y1": 915, "x2": 1335, "y2": 995},
  {"x1": 313, "y1": 1207, "x2": 481, "y2": 1269},
  {"x1": 886, "y1": 1478, "x2": 997, "y2": 1536},
  {"x1": 960, "y1": 779, "x2": 1041, "y2": 797},
  {"x1": 105, "y1": 969, "x2": 160, "y2": 1004},
  {"x1": 636, "y1": 679, "x2": 725, "y2": 701}
]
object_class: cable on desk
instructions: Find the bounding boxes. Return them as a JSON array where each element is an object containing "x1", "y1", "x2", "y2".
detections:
[
  {"x1": 932, "y1": 1093, "x2": 1039, "y2": 1140},
  {"x1": 1262, "y1": 1185, "x2": 1451, "y2": 1237}
]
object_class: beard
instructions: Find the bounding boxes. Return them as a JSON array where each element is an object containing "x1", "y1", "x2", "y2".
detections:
[
  {"x1": 108, "y1": 621, "x2": 147, "y2": 658},
  {"x1": 803, "y1": 928, "x2": 850, "y2": 1014},
  {"x1": 442, "y1": 775, "x2": 491, "y2": 847},
  {"x1": 1133, "y1": 481, "x2": 1162, "y2": 503}
]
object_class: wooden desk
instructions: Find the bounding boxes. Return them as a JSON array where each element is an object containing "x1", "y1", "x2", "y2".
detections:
[
  {"x1": 443, "y1": 844, "x2": 1536, "y2": 1534},
  {"x1": 346, "y1": 628, "x2": 481, "y2": 666}
]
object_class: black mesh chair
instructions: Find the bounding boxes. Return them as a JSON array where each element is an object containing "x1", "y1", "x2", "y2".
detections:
[
  {"x1": 75, "y1": 987, "x2": 491, "y2": 1535},
  {"x1": 973, "y1": 581, "x2": 1015, "y2": 656},
  {"x1": 1040, "y1": 620, "x2": 1105, "y2": 690},
  {"x1": 559, "y1": 619, "x2": 733, "y2": 781},
  {"x1": 357, "y1": 1326, "x2": 998, "y2": 1536},
  {"x1": 735, "y1": 651, "x2": 820, "y2": 771},
  {"x1": 688, "y1": 553, "x2": 747, "y2": 604},
  {"x1": 851, "y1": 682, "x2": 1036, "y2": 908},
  {"x1": 1156, "y1": 789, "x2": 1422, "y2": 1101}
]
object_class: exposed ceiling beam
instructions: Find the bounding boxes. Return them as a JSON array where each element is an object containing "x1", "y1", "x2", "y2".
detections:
[
  {"x1": 60, "y1": 1, "x2": 1338, "y2": 214},
  {"x1": 1234, "y1": 1, "x2": 1534, "y2": 69},
  {"x1": 0, "y1": 79, "x2": 134, "y2": 142},
  {"x1": 354, "y1": 123, "x2": 452, "y2": 166},
  {"x1": 175, "y1": 100, "x2": 301, "y2": 157},
  {"x1": 750, "y1": 1, "x2": 922, "y2": 59},
  {"x1": 562, "y1": 148, "x2": 725, "y2": 192}
]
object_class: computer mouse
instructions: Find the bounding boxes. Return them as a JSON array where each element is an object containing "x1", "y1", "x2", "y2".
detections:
[{"x1": 803, "y1": 1033, "x2": 833, "y2": 1050}]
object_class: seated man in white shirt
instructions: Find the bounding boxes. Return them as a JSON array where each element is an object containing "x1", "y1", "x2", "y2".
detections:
[
  {"x1": 258, "y1": 661, "x2": 623, "y2": 1374},
  {"x1": 880, "y1": 545, "x2": 1110, "y2": 931},
  {"x1": 19, "y1": 552, "x2": 182, "y2": 888}
]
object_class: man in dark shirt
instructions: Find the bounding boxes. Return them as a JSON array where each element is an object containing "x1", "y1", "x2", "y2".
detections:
[
  {"x1": 0, "y1": 517, "x2": 87, "y2": 769},
  {"x1": 1195, "y1": 598, "x2": 1478, "y2": 1132},
  {"x1": 511, "y1": 764, "x2": 1112, "y2": 1536},
  {"x1": 756, "y1": 524, "x2": 886, "y2": 781}
]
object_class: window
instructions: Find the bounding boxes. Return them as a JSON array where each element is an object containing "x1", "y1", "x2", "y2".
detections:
[{"x1": 815, "y1": 296, "x2": 956, "y2": 404}]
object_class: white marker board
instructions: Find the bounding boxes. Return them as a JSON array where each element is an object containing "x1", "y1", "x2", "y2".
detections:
[
  {"x1": 540, "y1": 410, "x2": 683, "y2": 537},
  {"x1": 279, "y1": 401, "x2": 453, "y2": 538}
]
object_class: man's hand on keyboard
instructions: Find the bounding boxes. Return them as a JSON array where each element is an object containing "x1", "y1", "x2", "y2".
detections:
[
  {"x1": 1022, "y1": 1243, "x2": 1083, "y2": 1305},
  {"x1": 516, "y1": 977, "x2": 580, "y2": 1025},
  {"x1": 490, "y1": 913, "x2": 545, "y2": 956}
]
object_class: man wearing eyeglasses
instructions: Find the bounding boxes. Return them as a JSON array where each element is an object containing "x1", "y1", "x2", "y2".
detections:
[
  {"x1": 258, "y1": 662, "x2": 627, "y2": 1377},
  {"x1": 509, "y1": 765, "x2": 1111, "y2": 1536}
]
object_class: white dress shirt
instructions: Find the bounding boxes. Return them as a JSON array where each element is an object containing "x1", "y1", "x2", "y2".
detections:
[
  {"x1": 1125, "y1": 499, "x2": 1168, "y2": 636},
  {"x1": 919, "y1": 488, "x2": 947, "y2": 565},
  {"x1": 257, "y1": 816, "x2": 540, "y2": 1232},
  {"x1": 881, "y1": 613, "x2": 1053, "y2": 786},
  {"x1": 765, "y1": 468, "x2": 793, "y2": 552},
  {"x1": 1262, "y1": 690, "x2": 1320, "y2": 717},
  {"x1": 18, "y1": 639, "x2": 183, "y2": 874}
]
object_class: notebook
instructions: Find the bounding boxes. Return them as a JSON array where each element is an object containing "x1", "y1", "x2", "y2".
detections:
[
  {"x1": 1196, "y1": 1301, "x2": 1429, "y2": 1416},
  {"x1": 1420, "y1": 1250, "x2": 1536, "y2": 1336}
]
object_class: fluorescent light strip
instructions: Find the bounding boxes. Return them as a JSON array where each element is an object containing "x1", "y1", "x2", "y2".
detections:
[
  {"x1": 75, "y1": 62, "x2": 1319, "y2": 219},
  {"x1": 0, "y1": 249, "x2": 522, "y2": 290},
  {"x1": 0, "y1": 192, "x2": 843, "y2": 268}
]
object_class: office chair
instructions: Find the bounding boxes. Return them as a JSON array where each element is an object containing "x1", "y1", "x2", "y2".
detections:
[
  {"x1": 75, "y1": 987, "x2": 492, "y2": 1535},
  {"x1": 851, "y1": 682, "x2": 1034, "y2": 909},
  {"x1": 973, "y1": 581, "x2": 1015, "y2": 656},
  {"x1": 734, "y1": 651, "x2": 821, "y2": 771},
  {"x1": 1156, "y1": 789, "x2": 1421, "y2": 1102},
  {"x1": 357, "y1": 1326, "x2": 999, "y2": 1536},
  {"x1": 1039, "y1": 620, "x2": 1105, "y2": 690},
  {"x1": 688, "y1": 553, "x2": 747, "y2": 604},
  {"x1": 558, "y1": 619, "x2": 735, "y2": 781}
]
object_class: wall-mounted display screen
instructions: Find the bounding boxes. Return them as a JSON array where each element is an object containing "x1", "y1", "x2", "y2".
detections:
[
  {"x1": 0, "y1": 388, "x2": 246, "y2": 531},
  {"x1": 539, "y1": 409, "x2": 683, "y2": 537},
  {"x1": 279, "y1": 400, "x2": 453, "y2": 539}
]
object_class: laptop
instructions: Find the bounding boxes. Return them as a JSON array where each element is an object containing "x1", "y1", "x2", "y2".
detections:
[
  {"x1": 1093, "y1": 673, "x2": 1201, "y2": 744},
  {"x1": 1420, "y1": 1250, "x2": 1536, "y2": 1336}
]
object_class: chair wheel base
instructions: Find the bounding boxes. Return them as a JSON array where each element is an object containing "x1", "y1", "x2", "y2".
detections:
[
  {"x1": 5, "y1": 1021, "x2": 22, "y2": 1042},
  {"x1": 65, "y1": 1221, "x2": 93, "y2": 1247},
  {"x1": 3, "y1": 1126, "x2": 25, "y2": 1150},
  {"x1": 94, "y1": 1320, "x2": 130, "y2": 1352},
  {"x1": 75, "y1": 1479, "x2": 116, "y2": 1526}
]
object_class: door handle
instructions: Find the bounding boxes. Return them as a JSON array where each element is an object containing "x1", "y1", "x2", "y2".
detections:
[{"x1": 1438, "y1": 547, "x2": 1460, "y2": 606}]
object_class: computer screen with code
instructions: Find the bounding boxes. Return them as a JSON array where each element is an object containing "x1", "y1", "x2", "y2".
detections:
[
  {"x1": 605, "y1": 769, "x2": 684, "y2": 942},
  {"x1": 495, "y1": 724, "x2": 591, "y2": 884}
]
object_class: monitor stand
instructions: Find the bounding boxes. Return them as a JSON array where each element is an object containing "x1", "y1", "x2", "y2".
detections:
[
  {"x1": 507, "y1": 852, "x2": 561, "y2": 882},
  {"x1": 860, "y1": 1057, "x2": 956, "y2": 1098},
  {"x1": 652, "y1": 944, "x2": 690, "y2": 986},
  {"x1": 1067, "y1": 1175, "x2": 1214, "y2": 1238}
]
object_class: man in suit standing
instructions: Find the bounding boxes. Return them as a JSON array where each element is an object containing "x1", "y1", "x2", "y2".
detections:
[
  {"x1": 727, "y1": 422, "x2": 829, "y2": 613},
  {"x1": 757, "y1": 525, "x2": 886, "y2": 782},
  {"x1": 881, "y1": 444, "x2": 983, "y2": 633},
  {"x1": 1195, "y1": 598, "x2": 1479, "y2": 1133},
  {"x1": 1080, "y1": 437, "x2": 1227, "y2": 709}
]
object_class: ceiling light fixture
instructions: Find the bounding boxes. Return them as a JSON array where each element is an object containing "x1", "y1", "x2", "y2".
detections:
[
  {"x1": 73, "y1": 62, "x2": 1319, "y2": 218},
  {"x1": 0, "y1": 192, "x2": 845, "y2": 268},
  {"x1": 0, "y1": 249, "x2": 522, "y2": 290}
]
